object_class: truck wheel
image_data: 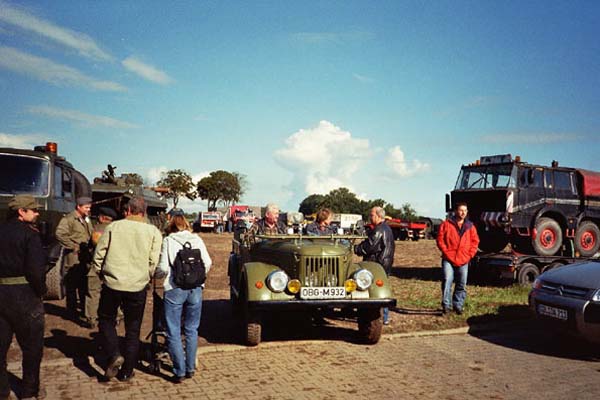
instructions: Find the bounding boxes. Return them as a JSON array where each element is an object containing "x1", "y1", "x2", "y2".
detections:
[
  {"x1": 357, "y1": 308, "x2": 382, "y2": 344},
  {"x1": 532, "y1": 217, "x2": 562, "y2": 256},
  {"x1": 43, "y1": 255, "x2": 65, "y2": 300},
  {"x1": 478, "y1": 228, "x2": 509, "y2": 253},
  {"x1": 517, "y1": 263, "x2": 540, "y2": 286},
  {"x1": 575, "y1": 221, "x2": 600, "y2": 257},
  {"x1": 245, "y1": 311, "x2": 262, "y2": 346}
]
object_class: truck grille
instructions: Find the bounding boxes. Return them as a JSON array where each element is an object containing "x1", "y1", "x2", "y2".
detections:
[
  {"x1": 301, "y1": 256, "x2": 340, "y2": 287},
  {"x1": 540, "y1": 281, "x2": 590, "y2": 299}
]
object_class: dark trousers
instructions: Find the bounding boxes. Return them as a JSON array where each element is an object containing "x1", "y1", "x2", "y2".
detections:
[
  {"x1": 64, "y1": 262, "x2": 87, "y2": 314},
  {"x1": 0, "y1": 286, "x2": 44, "y2": 398},
  {"x1": 98, "y1": 285, "x2": 147, "y2": 374}
]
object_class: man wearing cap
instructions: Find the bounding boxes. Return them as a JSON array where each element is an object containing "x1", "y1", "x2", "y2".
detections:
[
  {"x1": 0, "y1": 195, "x2": 46, "y2": 400},
  {"x1": 55, "y1": 196, "x2": 94, "y2": 318},
  {"x1": 83, "y1": 207, "x2": 118, "y2": 329}
]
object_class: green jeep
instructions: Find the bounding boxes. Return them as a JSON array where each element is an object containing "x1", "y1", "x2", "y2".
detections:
[
  {"x1": 228, "y1": 233, "x2": 397, "y2": 346},
  {"x1": 0, "y1": 143, "x2": 92, "y2": 300}
]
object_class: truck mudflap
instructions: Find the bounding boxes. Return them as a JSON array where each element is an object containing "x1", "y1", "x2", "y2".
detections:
[{"x1": 248, "y1": 298, "x2": 397, "y2": 311}]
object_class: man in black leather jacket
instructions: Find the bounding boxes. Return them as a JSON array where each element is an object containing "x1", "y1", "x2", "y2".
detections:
[
  {"x1": 355, "y1": 206, "x2": 395, "y2": 324},
  {"x1": 0, "y1": 195, "x2": 47, "y2": 400}
]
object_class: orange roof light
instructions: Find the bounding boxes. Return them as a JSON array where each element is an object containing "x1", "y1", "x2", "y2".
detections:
[{"x1": 45, "y1": 142, "x2": 57, "y2": 154}]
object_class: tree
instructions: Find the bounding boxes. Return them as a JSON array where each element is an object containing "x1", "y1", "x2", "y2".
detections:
[
  {"x1": 156, "y1": 169, "x2": 197, "y2": 208},
  {"x1": 399, "y1": 203, "x2": 418, "y2": 221},
  {"x1": 298, "y1": 194, "x2": 326, "y2": 215},
  {"x1": 123, "y1": 173, "x2": 144, "y2": 186},
  {"x1": 197, "y1": 170, "x2": 246, "y2": 210},
  {"x1": 320, "y1": 187, "x2": 362, "y2": 214}
]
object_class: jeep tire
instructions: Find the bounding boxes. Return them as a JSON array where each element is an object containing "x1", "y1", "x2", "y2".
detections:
[
  {"x1": 245, "y1": 310, "x2": 262, "y2": 346},
  {"x1": 358, "y1": 308, "x2": 382, "y2": 344}
]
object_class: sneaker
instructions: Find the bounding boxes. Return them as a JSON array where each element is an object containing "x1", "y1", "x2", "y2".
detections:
[
  {"x1": 172, "y1": 375, "x2": 185, "y2": 384},
  {"x1": 185, "y1": 372, "x2": 195, "y2": 379},
  {"x1": 442, "y1": 307, "x2": 451, "y2": 315},
  {"x1": 383, "y1": 318, "x2": 390, "y2": 325},
  {"x1": 105, "y1": 355, "x2": 124, "y2": 379},
  {"x1": 455, "y1": 308, "x2": 464, "y2": 315}
]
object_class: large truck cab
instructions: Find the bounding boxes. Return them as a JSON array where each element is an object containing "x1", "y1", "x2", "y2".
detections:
[{"x1": 448, "y1": 154, "x2": 600, "y2": 257}]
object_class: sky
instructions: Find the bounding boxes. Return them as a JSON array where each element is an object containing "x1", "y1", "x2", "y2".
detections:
[{"x1": 1, "y1": 0, "x2": 599, "y2": 217}]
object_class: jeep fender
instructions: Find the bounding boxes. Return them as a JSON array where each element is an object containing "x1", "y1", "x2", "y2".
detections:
[
  {"x1": 356, "y1": 261, "x2": 394, "y2": 299},
  {"x1": 242, "y1": 262, "x2": 292, "y2": 302}
]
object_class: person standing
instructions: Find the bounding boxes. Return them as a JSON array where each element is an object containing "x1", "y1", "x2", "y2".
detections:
[
  {"x1": 55, "y1": 196, "x2": 94, "y2": 317},
  {"x1": 156, "y1": 214, "x2": 212, "y2": 383},
  {"x1": 354, "y1": 206, "x2": 395, "y2": 325},
  {"x1": 436, "y1": 202, "x2": 480, "y2": 315},
  {"x1": 0, "y1": 195, "x2": 46, "y2": 400},
  {"x1": 92, "y1": 197, "x2": 162, "y2": 381},
  {"x1": 82, "y1": 207, "x2": 117, "y2": 329}
]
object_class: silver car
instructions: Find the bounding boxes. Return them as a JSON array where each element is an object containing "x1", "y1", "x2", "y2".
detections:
[{"x1": 529, "y1": 260, "x2": 600, "y2": 344}]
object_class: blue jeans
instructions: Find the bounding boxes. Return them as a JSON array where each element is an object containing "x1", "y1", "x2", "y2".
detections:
[
  {"x1": 441, "y1": 260, "x2": 468, "y2": 311},
  {"x1": 164, "y1": 286, "x2": 203, "y2": 378}
]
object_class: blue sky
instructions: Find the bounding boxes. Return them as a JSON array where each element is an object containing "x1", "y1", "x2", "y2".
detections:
[{"x1": 1, "y1": 1, "x2": 599, "y2": 217}]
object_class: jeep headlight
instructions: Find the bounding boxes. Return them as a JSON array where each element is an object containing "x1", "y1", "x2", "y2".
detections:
[
  {"x1": 266, "y1": 270, "x2": 289, "y2": 293},
  {"x1": 592, "y1": 289, "x2": 600, "y2": 302},
  {"x1": 353, "y1": 269, "x2": 374, "y2": 291}
]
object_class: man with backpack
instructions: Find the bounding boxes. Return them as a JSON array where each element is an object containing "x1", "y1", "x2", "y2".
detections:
[
  {"x1": 92, "y1": 197, "x2": 162, "y2": 382},
  {"x1": 156, "y1": 213, "x2": 212, "y2": 383}
]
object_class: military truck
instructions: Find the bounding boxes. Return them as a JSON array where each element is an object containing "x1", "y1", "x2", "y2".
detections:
[
  {"x1": 447, "y1": 154, "x2": 600, "y2": 257},
  {"x1": 91, "y1": 166, "x2": 167, "y2": 229},
  {"x1": 228, "y1": 231, "x2": 396, "y2": 346},
  {"x1": 0, "y1": 142, "x2": 92, "y2": 300}
]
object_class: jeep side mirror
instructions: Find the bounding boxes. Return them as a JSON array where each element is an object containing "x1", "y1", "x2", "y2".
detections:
[{"x1": 445, "y1": 193, "x2": 451, "y2": 212}]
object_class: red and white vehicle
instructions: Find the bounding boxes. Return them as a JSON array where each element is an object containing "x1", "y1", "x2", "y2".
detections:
[
  {"x1": 386, "y1": 218, "x2": 427, "y2": 241},
  {"x1": 199, "y1": 211, "x2": 222, "y2": 231}
]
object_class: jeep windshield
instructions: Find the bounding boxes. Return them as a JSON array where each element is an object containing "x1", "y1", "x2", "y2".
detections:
[
  {"x1": 0, "y1": 153, "x2": 50, "y2": 196},
  {"x1": 454, "y1": 164, "x2": 517, "y2": 190}
]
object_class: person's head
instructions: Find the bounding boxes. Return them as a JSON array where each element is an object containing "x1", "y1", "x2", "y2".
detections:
[
  {"x1": 126, "y1": 196, "x2": 146, "y2": 216},
  {"x1": 316, "y1": 208, "x2": 332, "y2": 225},
  {"x1": 264, "y1": 203, "x2": 280, "y2": 225},
  {"x1": 8, "y1": 195, "x2": 41, "y2": 223},
  {"x1": 76, "y1": 196, "x2": 92, "y2": 218},
  {"x1": 166, "y1": 215, "x2": 191, "y2": 234},
  {"x1": 369, "y1": 206, "x2": 385, "y2": 225},
  {"x1": 98, "y1": 207, "x2": 117, "y2": 224},
  {"x1": 454, "y1": 202, "x2": 468, "y2": 222}
]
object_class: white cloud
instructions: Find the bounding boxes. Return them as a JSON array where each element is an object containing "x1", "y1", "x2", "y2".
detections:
[
  {"x1": 0, "y1": 132, "x2": 47, "y2": 148},
  {"x1": 145, "y1": 166, "x2": 169, "y2": 186},
  {"x1": 27, "y1": 105, "x2": 139, "y2": 129},
  {"x1": 385, "y1": 146, "x2": 430, "y2": 177},
  {"x1": 0, "y1": 2, "x2": 112, "y2": 61},
  {"x1": 353, "y1": 73, "x2": 374, "y2": 83},
  {"x1": 480, "y1": 132, "x2": 583, "y2": 144},
  {"x1": 122, "y1": 56, "x2": 173, "y2": 85},
  {"x1": 0, "y1": 46, "x2": 126, "y2": 91},
  {"x1": 274, "y1": 120, "x2": 372, "y2": 198}
]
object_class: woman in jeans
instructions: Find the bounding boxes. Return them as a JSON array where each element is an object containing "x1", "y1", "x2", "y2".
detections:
[{"x1": 156, "y1": 215, "x2": 212, "y2": 382}]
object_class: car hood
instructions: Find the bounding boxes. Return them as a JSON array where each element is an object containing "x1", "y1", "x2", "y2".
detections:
[{"x1": 541, "y1": 260, "x2": 600, "y2": 289}]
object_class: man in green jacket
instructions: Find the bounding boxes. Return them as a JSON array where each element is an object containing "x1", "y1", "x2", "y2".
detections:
[
  {"x1": 55, "y1": 196, "x2": 94, "y2": 317},
  {"x1": 92, "y1": 197, "x2": 162, "y2": 382}
]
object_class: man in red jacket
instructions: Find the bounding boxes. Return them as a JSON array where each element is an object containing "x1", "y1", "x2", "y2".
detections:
[{"x1": 436, "y1": 202, "x2": 480, "y2": 315}]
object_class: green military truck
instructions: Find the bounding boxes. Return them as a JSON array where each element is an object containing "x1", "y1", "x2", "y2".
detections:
[
  {"x1": 0, "y1": 142, "x2": 92, "y2": 300},
  {"x1": 228, "y1": 232, "x2": 397, "y2": 346}
]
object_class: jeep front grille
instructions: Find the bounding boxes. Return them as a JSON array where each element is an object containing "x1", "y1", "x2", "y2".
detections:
[{"x1": 301, "y1": 256, "x2": 340, "y2": 287}]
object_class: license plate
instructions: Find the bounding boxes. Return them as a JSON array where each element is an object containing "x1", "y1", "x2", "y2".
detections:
[
  {"x1": 537, "y1": 304, "x2": 568, "y2": 321},
  {"x1": 300, "y1": 287, "x2": 346, "y2": 299}
]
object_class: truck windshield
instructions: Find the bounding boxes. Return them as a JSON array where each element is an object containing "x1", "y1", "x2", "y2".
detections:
[
  {"x1": 0, "y1": 154, "x2": 50, "y2": 196},
  {"x1": 455, "y1": 164, "x2": 517, "y2": 190}
]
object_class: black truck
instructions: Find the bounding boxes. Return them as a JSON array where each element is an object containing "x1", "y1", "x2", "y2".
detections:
[{"x1": 447, "y1": 154, "x2": 600, "y2": 284}]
